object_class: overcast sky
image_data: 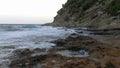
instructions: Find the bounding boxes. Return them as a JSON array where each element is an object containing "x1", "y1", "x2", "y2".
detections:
[{"x1": 0, "y1": 0, "x2": 67, "y2": 24}]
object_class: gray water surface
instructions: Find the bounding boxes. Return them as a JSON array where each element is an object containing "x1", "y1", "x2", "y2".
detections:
[{"x1": 0, "y1": 24, "x2": 75, "y2": 68}]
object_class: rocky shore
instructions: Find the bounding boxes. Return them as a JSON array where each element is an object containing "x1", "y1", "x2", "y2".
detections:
[
  {"x1": 10, "y1": 0, "x2": 120, "y2": 67},
  {"x1": 9, "y1": 28, "x2": 120, "y2": 68}
]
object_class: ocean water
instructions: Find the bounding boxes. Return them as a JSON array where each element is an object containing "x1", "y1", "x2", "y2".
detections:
[{"x1": 0, "y1": 24, "x2": 75, "y2": 67}]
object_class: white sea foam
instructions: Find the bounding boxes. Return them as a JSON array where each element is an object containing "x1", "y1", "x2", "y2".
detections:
[
  {"x1": 0, "y1": 25, "x2": 75, "y2": 67},
  {"x1": 57, "y1": 50, "x2": 89, "y2": 57}
]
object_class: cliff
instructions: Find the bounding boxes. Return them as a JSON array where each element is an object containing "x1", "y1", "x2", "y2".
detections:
[{"x1": 53, "y1": 0, "x2": 120, "y2": 29}]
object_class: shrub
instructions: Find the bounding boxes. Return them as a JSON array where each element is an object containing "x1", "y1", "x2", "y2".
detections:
[
  {"x1": 107, "y1": 0, "x2": 120, "y2": 16},
  {"x1": 82, "y1": 0, "x2": 96, "y2": 10}
]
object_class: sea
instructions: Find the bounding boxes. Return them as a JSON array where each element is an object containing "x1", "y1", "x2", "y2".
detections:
[{"x1": 0, "y1": 24, "x2": 75, "y2": 68}]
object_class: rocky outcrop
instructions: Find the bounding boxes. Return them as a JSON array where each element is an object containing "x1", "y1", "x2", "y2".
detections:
[
  {"x1": 9, "y1": 32, "x2": 120, "y2": 68},
  {"x1": 53, "y1": 0, "x2": 120, "y2": 29}
]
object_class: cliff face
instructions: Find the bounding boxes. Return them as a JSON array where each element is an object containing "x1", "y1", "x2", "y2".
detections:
[{"x1": 53, "y1": 0, "x2": 120, "y2": 29}]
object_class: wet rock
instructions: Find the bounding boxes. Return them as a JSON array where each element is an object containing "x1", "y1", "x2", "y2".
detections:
[
  {"x1": 105, "y1": 48, "x2": 120, "y2": 57},
  {"x1": 90, "y1": 50, "x2": 106, "y2": 58},
  {"x1": 90, "y1": 32, "x2": 111, "y2": 35},
  {"x1": 100, "y1": 56, "x2": 120, "y2": 68},
  {"x1": 70, "y1": 33, "x2": 80, "y2": 38},
  {"x1": 52, "y1": 39, "x2": 66, "y2": 47},
  {"x1": 33, "y1": 48, "x2": 46, "y2": 53},
  {"x1": 89, "y1": 28, "x2": 120, "y2": 35},
  {"x1": 63, "y1": 58, "x2": 97, "y2": 68},
  {"x1": 65, "y1": 41, "x2": 83, "y2": 51},
  {"x1": 58, "y1": 35, "x2": 96, "y2": 51},
  {"x1": 9, "y1": 55, "x2": 47, "y2": 68},
  {"x1": 65, "y1": 35, "x2": 94, "y2": 43},
  {"x1": 48, "y1": 47, "x2": 58, "y2": 53},
  {"x1": 9, "y1": 33, "x2": 120, "y2": 68},
  {"x1": 9, "y1": 47, "x2": 120, "y2": 68},
  {"x1": 106, "y1": 62, "x2": 115, "y2": 68},
  {"x1": 77, "y1": 31, "x2": 83, "y2": 33},
  {"x1": 9, "y1": 54, "x2": 64, "y2": 68},
  {"x1": 90, "y1": 46, "x2": 120, "y2": 58},
  {"x1": 13, "y1": 48, "x2": 33, "y2": 57}
]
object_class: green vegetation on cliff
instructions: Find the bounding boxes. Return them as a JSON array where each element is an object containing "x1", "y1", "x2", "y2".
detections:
[
  {"x1": 53, "y1": 0, "x2": 120, "y2": 28},
  {"x1": 59, "y1": 0, "x2": 98, "y2": 21},
  {"x1": 107, "y1": 0, "x2": 120, "y2": 16}
]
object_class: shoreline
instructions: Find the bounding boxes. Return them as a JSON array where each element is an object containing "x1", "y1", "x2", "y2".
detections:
[{"x1": 9, "y1": 27, "x2": 120, "y2": 68}]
